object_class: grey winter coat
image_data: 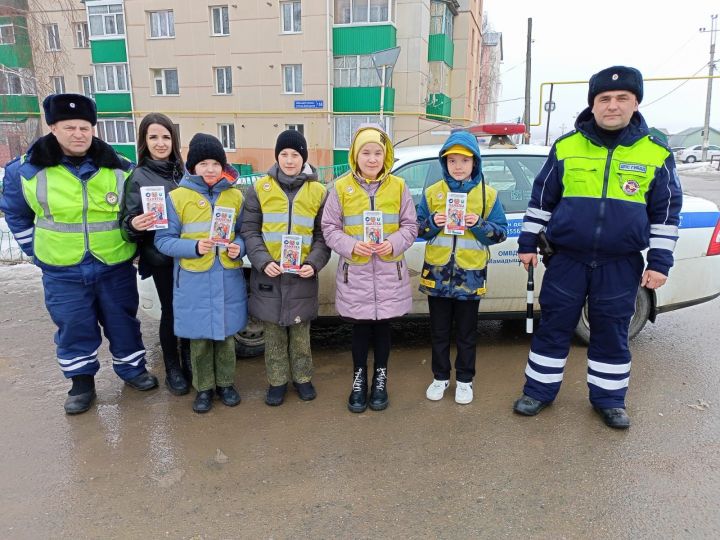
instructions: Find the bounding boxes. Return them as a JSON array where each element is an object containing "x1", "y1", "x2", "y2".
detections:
[{"x1": 240, "y1": 163, "x2": 331, "y2": 326}]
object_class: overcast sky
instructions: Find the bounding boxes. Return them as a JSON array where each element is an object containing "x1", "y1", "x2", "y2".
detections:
[{"x1": 483, "y1": 0, "x2": 719, "y2": 142}]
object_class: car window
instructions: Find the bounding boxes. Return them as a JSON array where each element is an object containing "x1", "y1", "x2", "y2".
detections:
[
  {"x1": 709, "y1": 145, "x2": 720, "y2": 151},
  {"x1": 393, "y1": 155, "x2": 547, "y2": 214}
]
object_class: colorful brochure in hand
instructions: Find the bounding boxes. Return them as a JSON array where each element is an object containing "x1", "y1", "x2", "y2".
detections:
[
  {"x1": 280, "y1": 234, "x2": 303, "y2": 273},
  {"x1": 209, "y1": 206, "x2": 235, "y2": 245},
  {"x1": 444, "y1": 192, "x2": 467, "y2": 235},
  {"x1": 139, "y1": 186, "x2": 168, "y2": 230},
  {"x1": 363, "y1": 210, "x2": 384, "y2": 244}
]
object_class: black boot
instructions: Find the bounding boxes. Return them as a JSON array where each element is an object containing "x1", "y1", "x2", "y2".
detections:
[
  {"x1": 347, "y1": 367, "x2": 368, "y2": 413},
  {"x1": 165, "y1": 368, "x2": 190, "y2": 396},
  {"x1": 64, "y1": 375, "x2": 96, "y2": 415},
  {"x1": 369, "y1": 366, "x2": 388, "y2": 411}
]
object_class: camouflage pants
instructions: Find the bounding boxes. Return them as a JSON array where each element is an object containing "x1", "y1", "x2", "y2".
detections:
[
  {"x1": 264, "y1": 321, "x2": 313, "y2": 386},
  {"x1": 190, "y1": 336, "x2": 236, "y2": 391}
]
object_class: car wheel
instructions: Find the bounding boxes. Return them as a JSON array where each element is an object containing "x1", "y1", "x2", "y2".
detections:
[
  {"x1": 684, "y1": 155, "x2": 696, "y2": 163},
  {"x1": 234, "y1": 317, "x2": 265, "y2": 357},
  {"x1": 574, "y1": 287, "x2": 652, "y2": 345}
]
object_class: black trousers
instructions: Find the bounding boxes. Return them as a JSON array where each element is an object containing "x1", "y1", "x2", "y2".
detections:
[
  {"x1": 428, "y1": 296, "x2": 479, "y2": 383},
  {"x1": 351, "y1": 321, "x2": 391, "y2": 370},
  {"x1": 150, "y1": 264, "x2": 187, "y2": 373}
]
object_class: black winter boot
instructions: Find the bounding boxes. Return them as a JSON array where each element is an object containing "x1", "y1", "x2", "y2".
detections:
[
  {"x1": 347, "y1": 367, "x2": 368, "y2": 413},
  {"x1": 369, "y1": 366, "x2": 388, "y2": 411}
]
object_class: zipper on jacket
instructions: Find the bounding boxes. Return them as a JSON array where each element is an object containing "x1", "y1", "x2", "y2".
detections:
[
  {"x1": 175, "y1": 265, "x2": 181, "y2": 288},
  {"x1": 370, "y1": 195, "x2": 375, "y2": 211},
  {"x1": 591, "y1": 148, "x2": 614, "y2": 261},
  {"x1": 343, "y1": 261, "x2": 349, "y2": 283},
  {"x1": 396, "y1": 261, "x2": 402, "y2": 280}
]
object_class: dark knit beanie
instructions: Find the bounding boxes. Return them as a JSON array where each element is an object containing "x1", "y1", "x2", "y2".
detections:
[
  {"x1": 186, "y1": 133, "x2": 227, "y2": 173},
  {"x1": 43, "y1": 93, "x2": 97, "y2": 126},
  {"x1": 588, "y1": 66, "x2": 644, "y2": 106},
  {"x1": 275, "y1": 129, "x2": 308, "y2": 164}
]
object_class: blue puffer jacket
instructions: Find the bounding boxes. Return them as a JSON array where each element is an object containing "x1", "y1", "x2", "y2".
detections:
[
  {"x1": 154, "y1": 168, "x2": 248, "y2": 340},
  {"x1": 416, "y1": 131, "x2": 508, "y2": 300}
]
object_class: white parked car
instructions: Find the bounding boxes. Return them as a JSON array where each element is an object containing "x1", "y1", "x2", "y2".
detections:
[
  {"x1": 138, "y1": 136, "x2": 720, "y2": 356},
  {"x1": 675, "y1": 144, "x2": 720, "y2": 163}
]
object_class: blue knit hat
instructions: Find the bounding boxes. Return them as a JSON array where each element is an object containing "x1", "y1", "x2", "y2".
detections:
[{"x1": 588, "y1": 66, "x2": 643, "y2": 106}]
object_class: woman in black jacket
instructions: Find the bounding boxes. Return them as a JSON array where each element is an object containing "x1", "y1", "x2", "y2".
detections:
[{"x1": 120, "y1": 113, "x2": 190, "y2": 395}]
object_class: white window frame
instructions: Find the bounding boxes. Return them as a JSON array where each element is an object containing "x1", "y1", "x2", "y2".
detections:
[
  {"x1": 88, "y1": 3, "x2": 125, "y2": 38},
  {"x1": 214, "y1": 66, "x2": 232, "y2": 95},
  {"x1": 210, "y1": 5, "x2": 230, "y2": 36},
  {"x1": 79, "y1": 75, "x2": 95, "y2": 97},
  {"x1": 282, "y1": 64, "x2": 303, "y2": 94},
  {"x1": 97, "y1": 118, "x2": 135, "y2": 144},
  {"x1": 335, "y1": 0, "x2": 394, "y2": 25},
  {"x1": 152, "y1": 68, "x2": 179, "y2": 95},
  {"x1": 334, "y1": 115, "x2": 392, "y2": 150},
  {"x1": 45, "y1": 24, "x2": 61, "y2": 51},
  {"x1": 74, "y1": 22, "x2": 90, "y2": 48},
  {"x1": 430, "y1": 1, "x2": 453, "y2": 36},
  {"x1": 0, "y1": 23, "x2": 15, "y2": 45},
  {"x1": 149, "y1": 10, "x2": 175, "y2": 39},
  {"x1": 334, "y1": 55, "x2": 388, "y2": 88},
  {"x1": 0, "y1": 69, "x2": 22, "y2": 95},
  {"x1": 280, "y1": 1, "x2": 302, "y2": 33},
  {"x1": 94, "y1": 63, "x2": 129, "y2": 92},
  {"x1": 50, "y1": 76, "x2": 66, "y2": 94},
  {"x1": 286, "y1": 123, "x2": 304, "y2": 135},
  {"x1": 218, "y1": 123, "x2": 235, "y2": 150}
]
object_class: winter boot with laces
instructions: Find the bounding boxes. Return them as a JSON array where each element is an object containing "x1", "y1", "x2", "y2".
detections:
[
  {"x1": 347, "y1": 366, "x2": 368, "y2": 413},
  {"x1": 369, "y1": 366, "x2": 389, "y2": 411}
]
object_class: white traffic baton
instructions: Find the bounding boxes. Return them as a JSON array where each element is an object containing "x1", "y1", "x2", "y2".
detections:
[{"x1": 526, "y1": 265, "x2": 534, "y2": 333}]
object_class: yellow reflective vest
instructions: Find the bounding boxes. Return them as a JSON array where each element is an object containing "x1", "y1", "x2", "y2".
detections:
[
  {"x1": 254, "y1": 176, "x2": 326, "y2": 262},
  {"x1": 422, "y1": 180, "x2": 498, "y2": 270},
  {"x1": 168, "y1": 186, "x2": 243, "y2": 272},
  {"x1": 334, "y1": 173, "x2": 404, "y2": 264},
  {"x1": 21, "y1": 164, "x2": 135, "y2": 266}
]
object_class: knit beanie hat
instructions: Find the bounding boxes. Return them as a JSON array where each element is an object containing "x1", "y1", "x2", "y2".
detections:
[
  {"x1": 275, "y1": 129, "x2": 308, "y2": 164},
  {"x1": 352, "y1": 128, "x2": 387, "y2": 162},
  {"x1": 186, "y1": 133, "x2": 227, "y2": 173},
  {"x1": 43, "y1": 93, "x2": 97, "y2": 126},
  {"x1": 588, "y1": 66, "x2": 644, "y2": 106}
]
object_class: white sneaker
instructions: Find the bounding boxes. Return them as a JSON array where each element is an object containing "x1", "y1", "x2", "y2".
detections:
[
  {"x1": 455, "y1": 381, "x2": 473, "y2": 404},
  {"x1": 426, "y1": 379, "x2": 449, "y2": 401}
]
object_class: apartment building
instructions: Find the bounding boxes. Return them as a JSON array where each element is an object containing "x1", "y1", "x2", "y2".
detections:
[{"x1": 1, "y1": 0, "x2": 501, "y2": 170}]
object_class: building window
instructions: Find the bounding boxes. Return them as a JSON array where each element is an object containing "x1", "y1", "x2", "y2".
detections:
[
  {"x1": 45, "y1": 24, "x2": 61, "y2": 51},
  {"x1": 280, "y1": 1, "x2": 301, "y2": 33},
  {"x1": 334, "y1": 115, "x2": 391, "y2": 149},
  {"x1": 286, "y1": 124, "x2": 304, "y2": 135},
  {"x1": 149, "y1": 10, "x2": 175, "y2": 38},
  {"x1": 430, "y1": 1, "x2": 453, "y2": 35},
  {"x1": 74, "y1": 22, "x2": 90, "y2": 48},
  {"x1": 0, "y1": 24, "x2": 15, "y2": 45},
  {"x1": 218, "y1": 123, "x2": 235, "y2": 150},
  {"x1": 282, "y1": 64, "x2": 303, "y2": 94},
  {"x1": 50, "y1": 76, "x2": 66, "y2": 94},
  {"x1": 88, "y1": 3, "x2": 125, "y2": 37},
  {"x1": 214, "y1": 67, "x2": 232, "y2": 95},
  {"x1": 334, "y1": 55, "x2": 389, "y2": 87},
  {"x1": 210, "y1": 6, "x2": 230, "y2": 36},
  {"x1": 0, "y1": 70, "x2": 22, "y2": 95},
  {"x1": 335, "y1": 0, "x2": 394, "y2": 24},
  {"x1": 94, "y1": 64, "x2": 129, "y2": 92},
  {"x1": 79, "y1": 75, "x2": 95, "y2": 97},
  {"x1": 97, "y1": 119, "x2": 135, "y2": 144},
  {"x1": 427, "y1": 61, "x2": 450, "y2": 95},
  {"x1": 152, "y1": 69, "x2": 179, "y2": 95}
]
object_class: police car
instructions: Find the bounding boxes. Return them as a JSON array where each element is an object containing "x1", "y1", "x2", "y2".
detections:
[{"x1": 138, "y1": 126, "x2": 720, "y2": 356}]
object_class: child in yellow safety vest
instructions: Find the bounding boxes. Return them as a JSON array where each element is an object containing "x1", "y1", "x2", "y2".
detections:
[
  {"x1": 240, "y1": 130, "x2": 331, "y2": 406},
  {"x1": 155, "y1": 133, "x2": 248, "y2": 414},
  {"x1": 416, "y1": 130, "x2": 508, "y2": 405}
]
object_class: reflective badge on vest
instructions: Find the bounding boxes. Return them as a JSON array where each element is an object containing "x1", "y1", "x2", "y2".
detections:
[
  {"x1": 346, "y1": 185, "x2": 354, "y2": 194},
  {"x1": 105, "y1": 191, "x2": 118, "y2": 205},
  {"x1": 618, "y1": 163, "x2": 647, "y2": 173},
  {"x1": 198, "y1": 199, "x2": 208, "y2": 208},
  {"x1": 262, "y1": 182, "x2": 272, "y2": 191},
  {"x1": 621, "y1": 179, "x2": 640, "y2": 195}
]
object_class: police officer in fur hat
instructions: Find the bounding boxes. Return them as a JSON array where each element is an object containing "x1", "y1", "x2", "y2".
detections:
[
  {"x1": 512, "y1": 66, "x2": 682, "y2": 429},
  {"x1": 0, "y1": 94, "x2": 158, "y2": 414}
]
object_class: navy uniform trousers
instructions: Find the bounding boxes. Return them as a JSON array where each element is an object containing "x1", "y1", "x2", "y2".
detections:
[
  {"x1": 41, "y1": 257, "x2": 147, "y2": 380},
  {"x1": 522, "y1": 252, "x2": 644, "y2": 409}
]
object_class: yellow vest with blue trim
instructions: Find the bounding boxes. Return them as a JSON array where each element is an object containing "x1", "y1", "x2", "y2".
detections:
[
  {"x1": 169, "y1": 186, "x2": 243, "y2": 272},
  {"x1": 254, "y1": 176, "x2": 326, "y2": 262},
  {"x1": 556, "y1": 132, "x2": 668, "y2": 204},
  {"x1": 334, "y1": 173, "x2": 404, "y2": 264},
  {"x1": 422, "y1": 180, "x2": 497, "y2": 270},
  {"x1": 21, "y1": 163, "x2": 135, "y2": 266}
]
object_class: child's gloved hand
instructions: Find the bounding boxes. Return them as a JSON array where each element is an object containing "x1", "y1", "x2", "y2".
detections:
[{"x1": 197, "y1": 239, "x2": 215, "y2": 255}]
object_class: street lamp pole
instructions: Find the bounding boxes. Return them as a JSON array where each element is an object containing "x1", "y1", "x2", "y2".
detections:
[{"x1": 700, "y1": 14, "x2": 718, "y2": 162}]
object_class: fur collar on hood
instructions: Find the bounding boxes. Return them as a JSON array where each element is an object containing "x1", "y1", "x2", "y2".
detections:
[{"x1": 26, "y1": 133, "x2": 131, "y2": 170}]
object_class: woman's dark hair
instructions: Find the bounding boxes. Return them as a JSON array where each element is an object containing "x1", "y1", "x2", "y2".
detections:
[{"x1": 136, "y1": 113, "x2": 182, "y2": 165}]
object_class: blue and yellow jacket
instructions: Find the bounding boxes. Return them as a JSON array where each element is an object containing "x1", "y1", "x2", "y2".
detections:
[{"x1": 518, "y1": 108, "x2": 682, "y2": 275}]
